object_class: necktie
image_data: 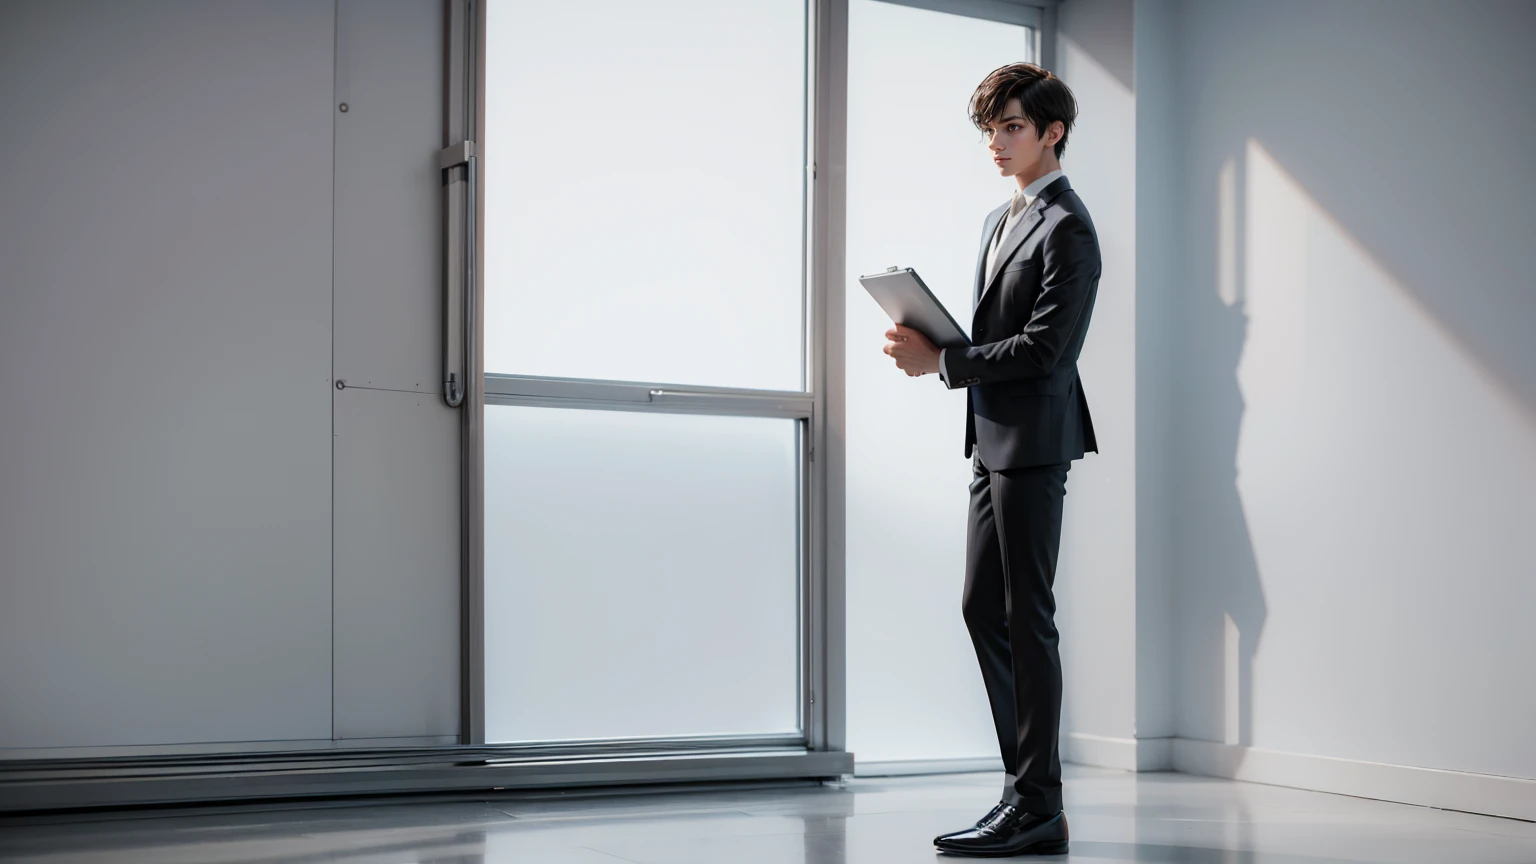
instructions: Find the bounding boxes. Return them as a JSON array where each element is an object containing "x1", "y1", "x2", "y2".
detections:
[
  {"x1": 987, "y1": 190, "x2": 1031, "y2": 284},
  {"x1": 992, "y1": 191, "x2": 1031, "y2": 253}
]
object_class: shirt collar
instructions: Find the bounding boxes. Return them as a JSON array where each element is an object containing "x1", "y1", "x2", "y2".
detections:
[
  {"x1": 1020, "y1": 168, "x2": 1064, "y2": 203},
  {"x1": 1010, "y1": 169, "x2": 1065, "y2": 216}
]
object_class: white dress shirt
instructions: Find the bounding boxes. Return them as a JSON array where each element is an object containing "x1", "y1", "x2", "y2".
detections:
[{"x1": 939, "y1": 169, "x2": 1065, "y2": 382}]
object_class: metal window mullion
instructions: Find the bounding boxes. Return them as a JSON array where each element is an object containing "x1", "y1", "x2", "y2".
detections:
[
  {"x1": 803, "y1": 0, "x2": 821, "y2": 754},
  {"x1": 484, "y1": 374, "x2": 812, "y2": 401},
  {"x1": 448, "y1": 0, "x2": 486, "y2": 748},
  {"x1": 484, "y1": 376, "x2": 813, "y2": 419},
  {"x1": 1037, "y1": 1, "x2": 1056, "y2": 72},
  {"x1": 484, "y1": 394, "x2": 811, "y2": 420},
  {"x1": 806, "y1": 0, "x2": 848, "y2": 759}
]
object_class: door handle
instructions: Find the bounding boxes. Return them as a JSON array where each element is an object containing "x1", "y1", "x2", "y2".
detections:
[{"x1": 439, "y1": 141, "x2": 476, "y2": 408}]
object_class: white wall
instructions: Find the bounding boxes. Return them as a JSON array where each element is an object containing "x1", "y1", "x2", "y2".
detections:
[
  {"x1": 1131, "y1": 0, "x2": 1178, "y2": 748},
  {"x1": 1168, "y1": 0, "x2": 1536, "y2": 785}
]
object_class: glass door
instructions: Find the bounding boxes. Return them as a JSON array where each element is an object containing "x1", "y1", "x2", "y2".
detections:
[{"x1": 478, "y1": 0, "x2": 817, "y2": 749}]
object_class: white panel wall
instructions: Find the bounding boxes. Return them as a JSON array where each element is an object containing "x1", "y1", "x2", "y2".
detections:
[
  {"x1": 0, "y1": 0, "x2": 462, "y2": 753},
  {"x1": 1169, "y1": 0, "x2": 1536, "y2": 780},
  {"x1": 0, "y1": 0, "x2": 336, "y2": 749},
  {"x1": 331, "y1": 0, "x2": 461, "y2": 743},
  {"x1": 333, "y1": 387, "x2": 460, "y2": 741}
]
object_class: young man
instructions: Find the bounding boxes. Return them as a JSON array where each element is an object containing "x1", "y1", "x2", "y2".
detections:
[{"x1": 883, "y1": 62, "x2": 1100, "y2": 857}]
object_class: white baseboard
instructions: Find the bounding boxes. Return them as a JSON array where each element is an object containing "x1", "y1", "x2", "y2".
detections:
[
  {"x1": 1172, "y1": 738, "x2": 1536, "y2": 823},
  {"x1": 853, "y1": 738, "x2": 1535, "y2": 822},
  {"x1": 1062, "y1": 733, "x2": 1174, "y2": 772},
  {"x1": 854, "y1": 757, "x2": 1003, "y2": 777}
]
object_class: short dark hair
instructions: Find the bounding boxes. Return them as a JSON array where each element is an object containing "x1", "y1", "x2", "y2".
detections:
[{"x1": 969, "y1": 62, "x2": 1078, "y2": 160}]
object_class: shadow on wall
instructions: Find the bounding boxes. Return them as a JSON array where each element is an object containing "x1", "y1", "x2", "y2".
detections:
[
  {"x1": 1059, "y1": 0, "x2": 1270, "y2": 755},
  {"x1": 1180, "y1": 0, "x2": 1536, "y2": 419},
  {"x1": 1184, "y1": 141, "x2": 1267, "y2": 754}
]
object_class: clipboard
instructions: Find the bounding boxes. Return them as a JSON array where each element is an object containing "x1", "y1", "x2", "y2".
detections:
[{"x1": 857, "y1": 266, "x2": 971, "y2": 349}]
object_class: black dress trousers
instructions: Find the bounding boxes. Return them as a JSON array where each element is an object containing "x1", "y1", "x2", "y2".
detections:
[{"x1": 961, "y1": 451, "x2": 1071, "y2": 816}]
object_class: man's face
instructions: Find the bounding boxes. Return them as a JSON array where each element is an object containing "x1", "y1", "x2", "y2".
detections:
[{"x1": 982, "y1": 97, "x2": 1053, "y2": 179}]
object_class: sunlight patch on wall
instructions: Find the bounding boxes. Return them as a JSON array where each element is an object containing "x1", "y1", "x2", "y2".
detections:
[{"x1": 1230, "y1": 138, "x2": 1536, "y2": 761}]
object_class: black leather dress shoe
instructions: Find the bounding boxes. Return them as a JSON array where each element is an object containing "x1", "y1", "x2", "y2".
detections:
[
  {"x1": 932, "y1": 800, "x2": 1008, "y2": 845},
  {"x1": 933, "y1": 804, "x2": 1068, "y2": 857}
]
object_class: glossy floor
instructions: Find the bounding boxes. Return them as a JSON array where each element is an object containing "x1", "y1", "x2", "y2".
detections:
[{"x1": 2, "y1": 766, "x2": 1535, "y2": 863}]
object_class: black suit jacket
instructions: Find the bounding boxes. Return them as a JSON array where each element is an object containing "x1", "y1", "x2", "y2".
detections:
[{"x1": 937, "y1": 175, "x2": 1100, "y2": 471}]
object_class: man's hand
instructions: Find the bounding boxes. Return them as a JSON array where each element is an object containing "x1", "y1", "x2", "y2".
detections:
[{"x1": 884, "y1": 324, "x2": 942, "y2": 377}]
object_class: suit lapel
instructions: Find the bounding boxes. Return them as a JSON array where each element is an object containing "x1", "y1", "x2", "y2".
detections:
[
  {"x1": 973, "y1": 202, "x2": 1008, "y2": 306},
  {"x1": 975, "y1": 175, "x2": 1073, "y2": 313},
  {"x1": 976, "y1": 197, "x2": 1046, "y2": 310}
]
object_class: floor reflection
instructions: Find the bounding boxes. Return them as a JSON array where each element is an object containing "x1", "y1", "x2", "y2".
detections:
[{"x1": 2, "y1": 767, "x2": 1534, "y2": 863}]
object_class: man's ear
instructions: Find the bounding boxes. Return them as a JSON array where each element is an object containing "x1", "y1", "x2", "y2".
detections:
[{"x1": 1041, "y1": 120, "x2": 1065, "y2": 148}]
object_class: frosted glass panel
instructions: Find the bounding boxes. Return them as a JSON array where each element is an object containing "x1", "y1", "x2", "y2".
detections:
[
  {"x1": 485, "y1": 406, "x2": 802, "y2": 742},
  {"x1": 484, "y1": 0, "x2": 808, "y2": 391},
  {"x1": 845, "y1": 1, "x2": 1033, "y2": 762}
]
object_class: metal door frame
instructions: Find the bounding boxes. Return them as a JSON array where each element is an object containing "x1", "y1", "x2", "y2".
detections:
[{"x1": 456, "y1": 0, "x2": 843, "y2": 758}]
